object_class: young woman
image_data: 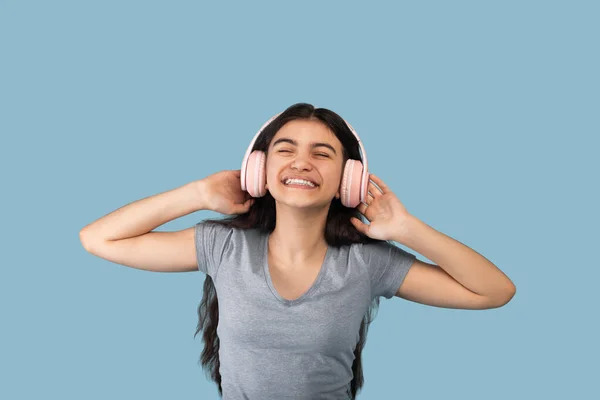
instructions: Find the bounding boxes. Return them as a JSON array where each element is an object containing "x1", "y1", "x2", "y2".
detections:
[{"x1": 80, "y1": 103, "x2": 516, "y2": 399}]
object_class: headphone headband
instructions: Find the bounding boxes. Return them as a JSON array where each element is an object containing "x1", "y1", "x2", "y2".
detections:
[{"x1": 240, "y1": 111, "x2": 369, "y2": 199}]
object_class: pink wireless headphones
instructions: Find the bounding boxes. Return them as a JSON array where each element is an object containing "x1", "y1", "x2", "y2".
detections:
[{"x1": 240, "y1": 111, "x2": 370, "y2": 208}]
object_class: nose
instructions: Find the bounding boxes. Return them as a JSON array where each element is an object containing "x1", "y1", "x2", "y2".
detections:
[{"x1": 291, "y1": 153, "x2": 313, "y2": 171}]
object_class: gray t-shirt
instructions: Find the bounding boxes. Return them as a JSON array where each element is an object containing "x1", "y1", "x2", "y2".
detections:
[{"x1": 194, "y1": 220, "x2": 416, "y2": 400}]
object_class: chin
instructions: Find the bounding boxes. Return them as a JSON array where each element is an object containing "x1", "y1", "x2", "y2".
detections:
[{"x1": 273, "y1": 192, "x2": 334, "y2": 210}]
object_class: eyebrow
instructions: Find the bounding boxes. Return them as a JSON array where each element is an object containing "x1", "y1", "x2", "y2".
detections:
[{"x1": 271, "y1": 137, "x2": 338, "y2": 155}]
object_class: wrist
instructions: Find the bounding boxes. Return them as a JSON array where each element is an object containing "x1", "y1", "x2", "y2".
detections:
[
  {"x1": 392, "y1": 214, "x2": 420, "y2": 245},
  {"x1": 188, "y1": 179, "x2": 210, "y2": 211}
]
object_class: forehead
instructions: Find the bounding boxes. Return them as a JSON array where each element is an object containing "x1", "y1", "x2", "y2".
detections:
[{"x1": 271, "y1": 119, "x2": 341, "y2": 149}]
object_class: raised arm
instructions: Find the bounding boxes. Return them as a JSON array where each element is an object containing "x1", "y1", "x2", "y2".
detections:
[
  {"x1": 80, "y1": 170, "x2": 255, "y2": 272},
  {"x1": 79, "y1": 181, "x2": 208, "y2": 272}
]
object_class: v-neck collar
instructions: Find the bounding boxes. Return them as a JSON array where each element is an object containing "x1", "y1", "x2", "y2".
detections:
[{"x1": 262, "y1": 231, "x2": 330, "y2": 306}]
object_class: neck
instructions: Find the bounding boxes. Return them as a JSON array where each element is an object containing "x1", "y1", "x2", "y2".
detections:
[{"x1": 268, "y1": 204, "x2": 329, "y2": 265}]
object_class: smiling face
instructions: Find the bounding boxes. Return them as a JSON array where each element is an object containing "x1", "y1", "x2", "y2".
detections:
[{"x1": 265, "y1": 119, "x2": 346, "y2": 210}]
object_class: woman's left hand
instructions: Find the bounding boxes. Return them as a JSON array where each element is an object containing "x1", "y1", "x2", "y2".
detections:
[{"x1": 350, "y1": 174, "x2": 412, "y2": 242}]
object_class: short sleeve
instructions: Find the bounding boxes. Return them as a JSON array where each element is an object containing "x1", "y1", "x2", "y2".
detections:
[
  {"x1": 194, "y1": 221, "x2": 233, "y2": 278},
  {"x1": 360, "y1": 241, "x2": 417, "y2": 300}
]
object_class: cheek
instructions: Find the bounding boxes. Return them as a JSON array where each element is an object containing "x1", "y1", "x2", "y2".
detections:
[
  {"x1": 324, "y1": 167, "x2": 344, "y2": 189},
  {"x1": 264, "y1": 159, "x2": 280, "y2": 185}
]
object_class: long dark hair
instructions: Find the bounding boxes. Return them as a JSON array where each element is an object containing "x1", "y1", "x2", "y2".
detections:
[{"x1": 194, "y1": 103, "x2": 385, "y2": 399}]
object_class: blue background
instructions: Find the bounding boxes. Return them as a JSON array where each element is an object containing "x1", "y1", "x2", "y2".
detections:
[{"x1": 1, "y1": 1, "x2": 598, "y2": 399}]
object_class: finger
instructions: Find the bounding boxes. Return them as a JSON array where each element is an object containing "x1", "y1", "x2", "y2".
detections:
[
  {"x1": 350, "y1": 217, "x2": 368, "y2": 235},
  {"x1": 366, "y1": 191, "x2": 375, "y2": 204},
  {"x1": 368, "y1": 180, "x2": 383, "y2": 197},
  {"x1": 356, "y1": 202, "x2": 369, "y2": 217},
  {"x1": 234, "y1": 198, "x2": 254, "y2": 214},
  {"x1": 368, "y1": 181, "x2": 382, "y2": 197},
  {"x1": 369, "y1": 174, "x2": 389, "y2": 193}
]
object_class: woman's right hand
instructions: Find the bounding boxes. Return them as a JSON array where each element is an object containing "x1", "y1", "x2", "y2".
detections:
[{"x1": 195, "y1": 170, "x2": 255, "y2": 215}]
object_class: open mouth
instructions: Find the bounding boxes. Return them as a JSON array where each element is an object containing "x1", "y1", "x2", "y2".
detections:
[{"x1": 281, "y1": 177, "x2": 319, "y2": 188}]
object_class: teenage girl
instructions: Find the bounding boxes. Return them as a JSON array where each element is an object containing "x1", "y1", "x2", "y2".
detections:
[{"x1": 80, "y1": 103, "x2": 516, "y2": 400}]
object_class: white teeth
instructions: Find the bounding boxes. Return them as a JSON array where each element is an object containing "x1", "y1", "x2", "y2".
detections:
[{"x1": 284, "y1": 178, "x2": 316, "y2": 187}]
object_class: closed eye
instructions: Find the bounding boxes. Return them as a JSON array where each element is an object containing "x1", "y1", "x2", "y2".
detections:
[{"x1": 277, "y1": 149, "x2": 329, "y2": 158}]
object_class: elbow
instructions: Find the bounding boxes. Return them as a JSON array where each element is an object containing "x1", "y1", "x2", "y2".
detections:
[
  {"x1": 80, "y1": 230, "x2": 91, "y2": 252},
  {"x1": 490, "y1": 283, "x2": 516, "y2": 308},
  {"x1": 505, "y1": 283, "x2": 516, "y2": 304},
  {"x1": 80, "y1": 229, "x2": 99, "y2": 253}
]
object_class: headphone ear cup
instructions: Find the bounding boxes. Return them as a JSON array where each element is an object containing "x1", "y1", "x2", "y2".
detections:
[
  {"x1": 244, "y1": 150, "x2": 267, "y2": 197},
  {"x1": 340, "y1": 159, "x2": 365, "y2": 208}
]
